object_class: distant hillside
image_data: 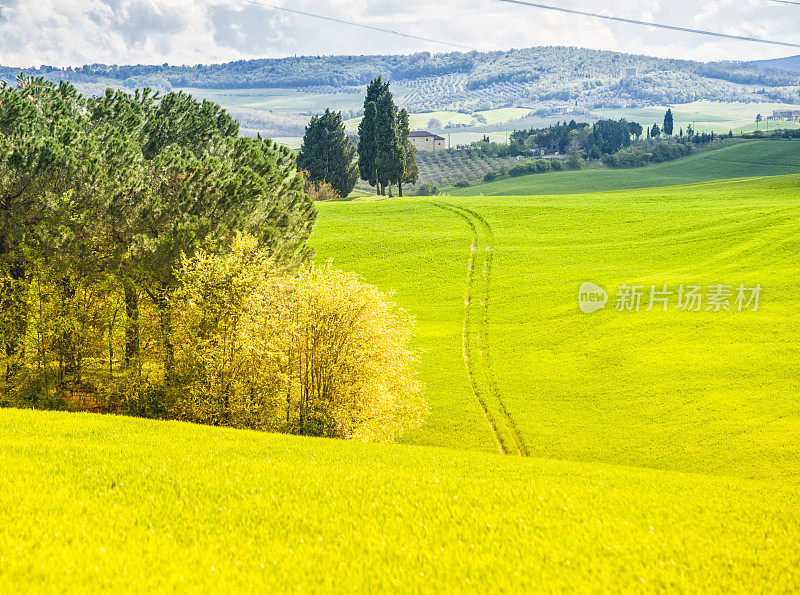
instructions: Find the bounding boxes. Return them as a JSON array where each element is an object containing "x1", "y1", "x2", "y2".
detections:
[
  {"x1": 3, "y1": 47, "x2": 800, "y2": 113},
  {"x1": 749, "y1": 54, "x2": 800, "y2": 74},
  {"x1": 451, "y1": 139, "x2": 800, "y2": 196}
]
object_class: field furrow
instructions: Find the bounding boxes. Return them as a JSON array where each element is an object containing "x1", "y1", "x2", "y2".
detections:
[{"x1": 431, "y1": 201, "x2": 529, "y2": 457}]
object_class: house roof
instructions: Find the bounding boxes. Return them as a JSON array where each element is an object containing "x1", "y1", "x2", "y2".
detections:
[{"x1": 409, "y1": 131, "x2": 445, "y2": 141}]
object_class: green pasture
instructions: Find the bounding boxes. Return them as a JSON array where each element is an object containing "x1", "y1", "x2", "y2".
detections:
[
  {"x1": 177, "y1": 88, "x2": 800, "y2": 150},
  {"x1": 593, "y1": 100, "x2": 800, "y2": 134},
  {"x1": 453, "y1": 140, "x2": 800, "y2": 196},
  {"x1": 177, "y1": 86, "x2": 369, "y2": 114},
  {"x1": 312, "y1": 175, "x2": 800, "y2": 483},
  {"x1": 4, "y1": 170, "x2": 800, "y2": 591}
]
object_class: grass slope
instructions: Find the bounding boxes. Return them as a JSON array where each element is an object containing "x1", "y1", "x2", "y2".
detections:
[
  {"x1": 2, "y1": 408, "x2": 799, "y2": 591},
  {"x1": 312, "y1": 175, "x2": 800, "y2": 483},
  {"x1": 452, "y1": 140, "x2": 800, "y2": 196},
  {"x1": 593, "y1": 101, "x2": 800, "y2": 134},
  {"x1": 6, "y1": 174, "x2": 800, "y2": 591}
]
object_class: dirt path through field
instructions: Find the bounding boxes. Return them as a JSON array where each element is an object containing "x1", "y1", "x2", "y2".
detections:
[{"x1": 429, "y1": 201, "x2": 529, "y2": 456}]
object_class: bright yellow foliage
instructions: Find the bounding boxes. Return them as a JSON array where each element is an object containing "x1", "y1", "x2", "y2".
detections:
[{"x1": 171, "y1": 233, "x2": 425, "y2": 441}]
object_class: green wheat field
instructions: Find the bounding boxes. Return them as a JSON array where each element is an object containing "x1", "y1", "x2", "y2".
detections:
[{"x1": 3, "y1": 149, "x2": 800, "y2": 590}]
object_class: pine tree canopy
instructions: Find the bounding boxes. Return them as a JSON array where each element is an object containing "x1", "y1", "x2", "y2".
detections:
[{"x1": 298, "y1": 109, "x2": 357, "y2": 199}]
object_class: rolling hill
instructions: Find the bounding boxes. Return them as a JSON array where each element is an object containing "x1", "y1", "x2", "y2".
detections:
[
  {"x1": 311, "y1": 175, "x2": 800, "y2": 481},
  {"x1": 7, "y1": 48, "x2": 797, "y2": 144},
  {"x1": 750, "y1": 54, "x2": 800, "y2": 74},
  {"x1": 3, "y1": 174, "x2": 800, "y2": 590},
  {"x1": 2, "y1": 408, "x2": 798, "y2": 591},
  {"x1": 4, "y1": 47, "x2": 799, "y2": 116},
  {"x1": 451, "y1": 140, "x2": 800, "y2": 196}
]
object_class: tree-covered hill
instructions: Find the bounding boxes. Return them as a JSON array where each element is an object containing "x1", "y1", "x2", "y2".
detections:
[
  {"x1": 748, "y1": 54, "x2": 800, "y2": 74},
  {"x1": 3, "y1": 46, "x2": 799, "y2": 113}
]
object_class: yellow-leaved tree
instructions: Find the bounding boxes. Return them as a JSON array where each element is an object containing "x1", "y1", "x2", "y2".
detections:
[{"x1": 170, "y1": 233, "x2": 426, "y2": 441}]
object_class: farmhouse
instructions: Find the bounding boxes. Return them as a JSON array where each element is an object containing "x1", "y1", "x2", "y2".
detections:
[
  {"x1": 771, "y1": 109, "x2": 800, "y2": 122},
  {"x1": 409, "y1": 131, "x2": 446, "y2": 152}
]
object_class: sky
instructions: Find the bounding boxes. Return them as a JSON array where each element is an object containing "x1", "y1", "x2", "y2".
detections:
[{"x1": 1, "y1": 0, "x2": 799, "y2": 68}]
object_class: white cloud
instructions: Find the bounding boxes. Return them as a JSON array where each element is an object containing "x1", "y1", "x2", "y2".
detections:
[{"x1": 0, "y1": 0, "x2": 798, "y2": 67}]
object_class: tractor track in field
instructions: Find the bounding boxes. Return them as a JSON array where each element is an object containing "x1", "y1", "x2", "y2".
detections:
[{"x1": 429, "y1": 201, "x2": 529, "y2": 457}]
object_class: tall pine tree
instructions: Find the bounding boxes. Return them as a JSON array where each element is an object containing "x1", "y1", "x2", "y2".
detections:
[
  {"x1": 663, "y1": 109, "x2": 674, "y2": 137},
  {"x1": 374, "y1": 89, "x2": 404, "y2": 197},
  {"x1": 298, "y1": 109, "x2": 357, "y2": 199},
  {"x1": 358, "y1": 78, "x2": 388, "y2": 194},
  {"x1": 397, "y1": 108, "x2": 418, "y2": 197},
  {"x1": 357, "y1": 78, "x2": 408, "y2": 196}
]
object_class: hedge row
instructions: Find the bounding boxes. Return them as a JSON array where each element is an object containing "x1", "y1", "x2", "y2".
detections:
[{"x1": 602, "y1": 140, "x2": 693, "y2": 168}]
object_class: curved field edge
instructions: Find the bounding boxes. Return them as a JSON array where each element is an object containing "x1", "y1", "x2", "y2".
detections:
[
  {"x1": 1, "y1": 409, "x2": 799, "y2": 592},
  {"x1": 450, "y1": 140, "x2": 800, "y2": 196}
]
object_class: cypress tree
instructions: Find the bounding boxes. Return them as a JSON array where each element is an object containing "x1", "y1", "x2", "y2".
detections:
[
  {"x1": 374, "y1": 89, "x2": 404, "y2": 198},
  {"x1": 358, "y1": 78, "x2": 388, "y2": 194},
  {"x1": 663, "y1": 109, "x2": 674, "y2": 137},
  {"x1": 397, "y1": 108, "x2": 417, "y2": 197}
]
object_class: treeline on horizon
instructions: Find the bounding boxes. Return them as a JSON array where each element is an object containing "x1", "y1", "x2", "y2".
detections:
[{"x1": 3, "y1": 47, "x2": 798, "y2": 93}]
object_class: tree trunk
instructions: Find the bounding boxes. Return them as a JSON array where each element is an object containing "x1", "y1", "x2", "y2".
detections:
[
  {"x1": 398, "y1": 180, "x2": 403, "y2": 197},
  {"x1": 2, "y1": 257, "x2": 27, "y2": 385},
  {"x1": 123, "y1": 278, "x2": 140, "y2": 370},
  {"x1": 56, "y1": 275, "x2": 77, "y2": 385},
  {"x1": 387, "y1": 183, "x2": 393, "y2": 198},
  {"x1": 154, "y1": 285, "x2": 175, "y2": 384}
]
